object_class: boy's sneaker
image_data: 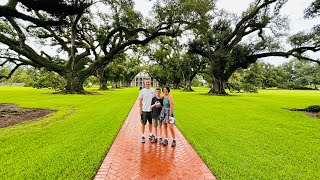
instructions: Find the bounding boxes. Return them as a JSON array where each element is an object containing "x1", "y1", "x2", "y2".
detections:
[
  {"x1": 151, "y1": 137, "x2": 157, "y2": 143},
  {"x1": 141, "y1": 136, "x2": 146, "y2": 143},
  {"x1": 159, "y1": 138, "x2": 163, "y2": 144},
  {"x1": 171, "y1": 140, "x2": 176, "y2": 147},
  {"x1": 163, "y1": 139, "x2": 168, "y2": 146}
]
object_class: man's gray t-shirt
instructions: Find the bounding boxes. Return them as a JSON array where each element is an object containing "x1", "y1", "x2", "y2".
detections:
[{"x1": 139, "y1": 88, "x2": 155, "y2": 112}]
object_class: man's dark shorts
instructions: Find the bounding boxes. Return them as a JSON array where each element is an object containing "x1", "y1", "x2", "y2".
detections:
[{"x1": 141, "y1": 112, "x2": 152, "y2": 125}]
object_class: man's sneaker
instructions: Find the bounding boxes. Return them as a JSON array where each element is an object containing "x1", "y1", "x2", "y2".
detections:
[
  {"x1": 151, "y1": 137, "x2": 157, "y2": 143},
  {"x1": 149, "y1": 134, "x2": 155, "y2": 141},
  {"x1": 159, "y1": 138, "x2": 163, "y2": 144},
  {"x1": 163, "y1": 139, "x2": 168, "y2": 146},
  {"x1": 171, "y1": 140, "x2": 176, "y2": 147},
  {"x1": 141, "y1": 136, "x2": 146, "y2": 143}
]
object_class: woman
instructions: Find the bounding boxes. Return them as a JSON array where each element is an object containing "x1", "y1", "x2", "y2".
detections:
[{"x1": 160, "y1": 86, "x2": 176, "y2": 147}]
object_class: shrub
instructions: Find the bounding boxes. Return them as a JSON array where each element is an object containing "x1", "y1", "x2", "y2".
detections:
[
  {"x1": 304, "y1": 105, "x2": 320, "y2": 113},
  {"x1": 241, "y1": 83, "x2": 258, "y2": 93}
]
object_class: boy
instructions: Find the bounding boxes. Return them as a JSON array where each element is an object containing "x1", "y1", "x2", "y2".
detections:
[{"x1": 150, "y1": 87, "x2": 163, "y2": 143}]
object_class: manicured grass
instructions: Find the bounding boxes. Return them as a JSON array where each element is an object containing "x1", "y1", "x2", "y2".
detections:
[
  {"x1": 2, "y1": 86, "x2": 319, "y2": 179},
  {"x1": 173, "y1": 88, "x2": 320, "y2": 179},
  {"x1": 0, "y1": 86, "x2": 137, "y2": 179}
]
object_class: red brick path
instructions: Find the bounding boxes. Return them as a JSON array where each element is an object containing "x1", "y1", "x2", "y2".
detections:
[{"x1": 94, "y1": 99, "x2": 216, "y2": 179}]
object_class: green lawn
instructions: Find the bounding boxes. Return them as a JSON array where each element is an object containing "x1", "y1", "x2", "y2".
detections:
[
  {"x1": 1, "y1": 86, "x2": 319, "y2": 179},
  {"x1": 0, "y1": 86, "x2": 137, "y2": 179},
  {"x1": 173, "y1": 88, "x2": 320, "y2": 180}
]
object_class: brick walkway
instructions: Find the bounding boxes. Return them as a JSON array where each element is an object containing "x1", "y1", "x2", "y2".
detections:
[{"x1": 94, "y1": 99, "x2": 216, "y2": 180}]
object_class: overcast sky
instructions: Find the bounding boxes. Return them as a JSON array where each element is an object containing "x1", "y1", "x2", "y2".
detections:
[
  {"x1": 133, "y1": 0, "x2": 318, "y2": 34},
  {"x1": 133, "y1": 0, "x2": 320, "y2": 66},
  {"x1": 0, "y1": 0, "x2": 319, "y2": 66}
]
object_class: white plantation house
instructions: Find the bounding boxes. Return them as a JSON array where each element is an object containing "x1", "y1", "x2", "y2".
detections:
[{"x1": 131, "y1": 71, "x2": 158, "y2": 87}]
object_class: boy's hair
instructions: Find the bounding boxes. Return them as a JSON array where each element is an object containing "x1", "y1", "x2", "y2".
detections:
[
  {"x1": 162, "y1": 86, "x2": 170, "y2": 93},
  {"x1": 155, "y1": 87, "x2": 161, "y2": 91}
]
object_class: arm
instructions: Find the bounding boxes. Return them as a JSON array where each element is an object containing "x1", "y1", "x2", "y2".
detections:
[
  {"x1": 151, "y1": 98, "x2": 155, "y2": 109},
  {"x1": 139, "y1": 97, "x2": 143, "y2": 114},
  {"x1": 169, "y1": 95, "x2": 174, "y2": 116},
  {"x1": 138, "y1": 90, "x2": 143, "y2": 114}
]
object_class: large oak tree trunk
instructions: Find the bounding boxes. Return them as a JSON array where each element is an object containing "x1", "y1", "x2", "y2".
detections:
[
  {"x1": 173, "y1": 82, "x2": 179, "y2": 89},
  {"x1": 184, "y1": 79, "x2": 194, "y2": 91},
  {"x1": 64, "y1": 74, "x2": 85, "y2": 93},
  {"x1": 99, "y1": 80, "x2": 108, "y2": 90},
  {"x1": 209, "y1": 76, "x2": 227, "y2": 95},
  {"x1": 98, "y1": 76, "x2": 108, "y2": 90},
  {"x1": 96, "y1": 68, "x2": 108, "y2": 90},
  {"x1": 172, "y1": 78, "x2": 180, "y2": 89},
  {"x1": 112, "y1": 81, "x2": 119, "y2": 88},
  {"x1": 125, "y1": 80, "x2": 131, "y2": 87},
  {"x1": 184, "y1": 73, "x2": 197, "y2": 91}
]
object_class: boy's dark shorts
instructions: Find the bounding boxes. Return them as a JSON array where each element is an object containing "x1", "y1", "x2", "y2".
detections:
[{"x1": 141, "y1": 112, "x2": 152, "y2": 125}]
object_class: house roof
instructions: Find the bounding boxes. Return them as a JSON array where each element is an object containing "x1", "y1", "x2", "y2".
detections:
[{"x1": 135, "y1": 71, "x2": 150, "y2": 78}]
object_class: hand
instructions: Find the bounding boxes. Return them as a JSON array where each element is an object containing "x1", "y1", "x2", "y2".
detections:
[
  {"x1": 155, "y1": 102, "x2": 161, "y2": 107},
  {"x1": 169, "y1": 116, "x2": 175, "y2": 123},
  {"x1": 139, "y1": 110, "x2": 143, "y2": 115}
]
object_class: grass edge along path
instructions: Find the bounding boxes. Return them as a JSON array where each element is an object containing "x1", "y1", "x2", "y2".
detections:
[
  {"x1": 0, "y1": 86, "x2": 137, "y2": 179},
  {"x1": 173, "y1": 88, "x2": 320, "y2": 180}
]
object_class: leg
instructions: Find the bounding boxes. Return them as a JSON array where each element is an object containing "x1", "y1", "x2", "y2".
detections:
[
  {"x1": 147, "y1": 112, "x2": 153, "y2": 135},
  {"x1": 147, "y1": 112, "x2": 154, "y2": 140},
  {"x1": 158, "y1": 119, "x2": 163, "y2": 144},
  {"x1": 140, "y1": 113, "x2": 147, "y2": 143},
  {"x1": 169, "y1": 123, "x2": 175, "y2": 139},
  {"x1": 158, "y1": 120, "x2": 162, "y2": 138},
  {"x1": 152, "y1": 119, "x2": 158, "y2": 137},
  {"x1": 148, "y1": 123, "x2": 153, "y2": 135},
  {"x1": 163, "y1": 123, "x2": 168, "y2": 139},
  {"x1": 169, "y1": 123, "x2": 176, "y2": 147},
  {"x1": 162, "y1": 122, "x2": 169, "y2": 146},
  {"x1": 141, "y1": 124, "x2": 145, "y2": 135},
  {"x1": 141, "y1": 113, "x2": 146, "y2": 135},
  {"x1": 151, "y1": 118, "x2": 158, "y2": 142}
]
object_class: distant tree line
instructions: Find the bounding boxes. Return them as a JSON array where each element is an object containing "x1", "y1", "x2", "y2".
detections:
[
  {"x1": 2, "y1": 58, "x2": 319, "y2": 93},
  {"x1": 227, "y1": 59, "x2": 320, "y2": 93},
  {"x1": 0, "y1": 52, "x2": 143, "y2": 90},
  {"x1": 1, "y1": 0, "x2": 320, "y2": 94}
]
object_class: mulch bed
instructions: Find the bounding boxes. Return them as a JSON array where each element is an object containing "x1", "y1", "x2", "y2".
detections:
[
  {"x1": 0, "y1": 104, "x2": 56, "y2": 128},
  {"x1": 305, "y1": 111, "x2": 320, "y2": 119}
]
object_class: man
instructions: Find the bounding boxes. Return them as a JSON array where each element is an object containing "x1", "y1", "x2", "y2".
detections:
[{"x1": 139, "y1": 79, "x2": 155, "y2": 143}]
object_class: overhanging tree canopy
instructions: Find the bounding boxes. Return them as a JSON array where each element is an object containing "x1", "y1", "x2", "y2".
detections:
[
  {"x1": 0, "y1": 0, "x2": 204, "y2": 93},
  {"x1": 189, "y1": 0, "x2": 320, "y2": 95}
]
